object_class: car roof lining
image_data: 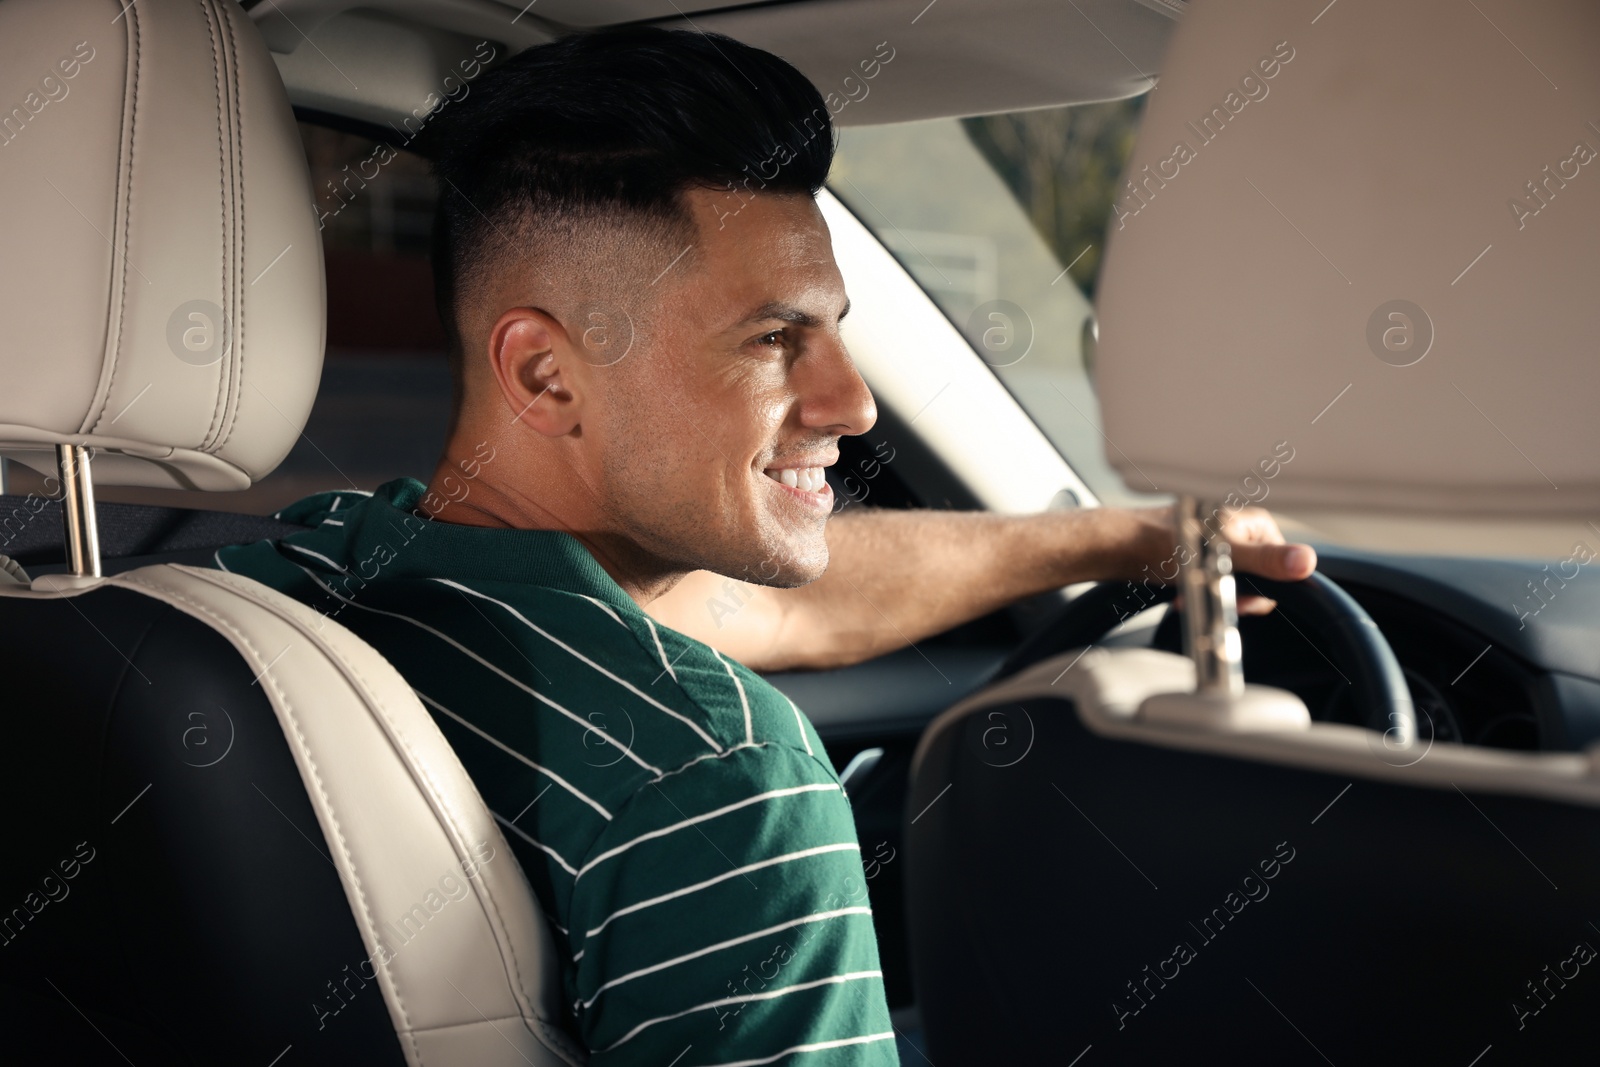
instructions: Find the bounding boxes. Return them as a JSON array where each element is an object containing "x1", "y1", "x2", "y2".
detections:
[{"x1": 247, "y1": 0, "x2": 1174, "y2": 133}]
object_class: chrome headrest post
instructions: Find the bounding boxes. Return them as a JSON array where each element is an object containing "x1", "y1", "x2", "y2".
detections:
[
  {"x1": 1138, "y1": 498, "x2": 1306, "y2": 729},
  {"x1": 1174, "y1": 495, "x2": 1242, "y2": 698},
  {"x1": 56, "y1": 444, "x2": 101, "y2": 578}
]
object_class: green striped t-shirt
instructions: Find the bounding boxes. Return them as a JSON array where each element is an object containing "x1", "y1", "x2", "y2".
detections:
[{"x1": 213, "y1": 477, "x2": 897, "y2": 1066}]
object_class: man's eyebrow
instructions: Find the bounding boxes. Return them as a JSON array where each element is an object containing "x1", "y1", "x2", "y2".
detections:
[{"x1": 737, "y1": 299, "x2": 851, "y2": 328}]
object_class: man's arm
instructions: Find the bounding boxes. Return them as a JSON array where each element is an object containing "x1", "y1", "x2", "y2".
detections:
[{"x1": 646, "y1": 504, "x2": 1317, "y2": 672}]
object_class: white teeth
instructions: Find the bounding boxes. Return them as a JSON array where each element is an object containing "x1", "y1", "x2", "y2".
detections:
[{"x1": 764, "y1": 466, "x2": 827, "y2": 493}]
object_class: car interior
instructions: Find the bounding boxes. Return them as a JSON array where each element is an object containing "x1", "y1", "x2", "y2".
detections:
[{"x1": 2, "y1": 0, "x2": 1597, "y2": 1064}]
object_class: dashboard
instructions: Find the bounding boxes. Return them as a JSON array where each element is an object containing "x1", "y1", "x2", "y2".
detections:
[{"x1": 1315, "y1": 548, "x2": 1600, "y2": 752}]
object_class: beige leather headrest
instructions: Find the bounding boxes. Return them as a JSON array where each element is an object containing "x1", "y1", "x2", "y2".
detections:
[
  {"x1": 1095, "y1": 0, "x2": 1600, "y2": 517},
  {"x1": 0, "y1": 0, "x2": 323, "y2": 491}
]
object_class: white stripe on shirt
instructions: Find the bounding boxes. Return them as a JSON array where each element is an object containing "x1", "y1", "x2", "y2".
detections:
[
  {"x1": 642, "y1": 615, "x2": 678, "y2": 683},
  {"x1": 580, "y1": 593, "x2": 626, "y2": 627},
  {"x1": 713, "y1": 649, "x2": 753, "y2": 744},
  {"x1": 783, "y1": 693, "x2": 814, "y2": 756},
  {"x1": 576, "y1": 907, "x2": 875, "y2": 1009},
  {"x1": 595, "y1": 972, "x2": 885, "y2": 1052},
  {"x1": 436, "y1": 579, "x2": 724, "y2": 754},
  {"x1": 699, "y1": 1032, "x2": 896, "y2": 1067},
  {"x1": 292, "y1": 564, "x2": 662, "y2": 774},
  {"x1": 493, "y1": 811, "x2": 579, "y2": 876},
  {"x1": 648, "y1": 742, "x2": 765, "y2": 786},
  {"x1": 417, "y1": 690, "x2": 613, "y2": 820},
  {"x1": 575, "y1": 783, "x2": 841, "y2": 879},
  {"x1": 581, "y1": 843, "x2": 861, "y2": 943},
  {"x1": 284, "y1": 542, "x2": 348, "y2": 573}
]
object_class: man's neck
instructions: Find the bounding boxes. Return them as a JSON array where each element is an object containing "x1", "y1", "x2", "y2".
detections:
[{"x1": 423, "y1": 460, "x2": 685, "y2": 607}]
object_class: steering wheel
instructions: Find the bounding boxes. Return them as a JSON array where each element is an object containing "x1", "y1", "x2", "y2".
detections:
[{"x1": 995, "y1": 573, "x2": 1416, "y2": 741}]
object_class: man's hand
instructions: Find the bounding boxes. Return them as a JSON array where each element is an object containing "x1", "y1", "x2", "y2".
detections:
[{"x1": 1125, "y1": 504, "x2": 1318, "y2": 616}]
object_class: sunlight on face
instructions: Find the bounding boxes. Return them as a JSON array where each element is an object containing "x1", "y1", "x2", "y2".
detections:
[{"x1": 592, "y1": 190, "x2": 877, "y2": 587}]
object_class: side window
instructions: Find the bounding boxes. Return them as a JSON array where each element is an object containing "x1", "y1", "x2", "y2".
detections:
[
  {"x1": 830, "y1": 98, "x2": 1166, "y2": 510},
  {"x1": 281, "y1": 123, "x2": 451, "y2": 510},
  {"x1": 1, "y1": 122, "x2": 451, "y2": 516}
]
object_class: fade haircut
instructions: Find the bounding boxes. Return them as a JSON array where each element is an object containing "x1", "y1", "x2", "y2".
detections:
[{"x1": 421, "y1": 26, "x2": 836, "y2": 399}]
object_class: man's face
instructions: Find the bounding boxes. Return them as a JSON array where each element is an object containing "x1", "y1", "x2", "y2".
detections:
[{"x1": 590, "y1": 189, "x2": 876, "y2": 587}]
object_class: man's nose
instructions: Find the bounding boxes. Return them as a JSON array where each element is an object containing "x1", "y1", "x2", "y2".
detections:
[{"x1": 796, "y1": 337, "x2": 877, "y2": 437}]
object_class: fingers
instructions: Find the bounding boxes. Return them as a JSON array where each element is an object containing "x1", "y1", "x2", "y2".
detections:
[
  {"x1": 1230, "y1": 540, "x2": 1317, "y2": 581},
  {"x1": 1230, "y1": 506, "x2": 1287, "y2": 545},
  {"x1": 1178, "y1": 592, "x2": 1278, "y2": 615},
  {"x1": 1237, "y1": 594, "x2": 1279, "y2": 616}
]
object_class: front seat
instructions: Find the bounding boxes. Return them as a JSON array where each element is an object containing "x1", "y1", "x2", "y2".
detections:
[
  {"x1": 0, "y1": 2, "x2": 582, "y2": 1064},
  {"x1": 906, "y1": 0, "x2": 1600, "y2": 1062}
]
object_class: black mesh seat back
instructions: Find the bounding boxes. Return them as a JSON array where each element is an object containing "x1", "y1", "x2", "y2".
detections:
[
  {"x1": 907, "y1": 697, "x2": 1600, "y2": 1065},
  {"x1": 0, "y1": 586, "x2": 406, "y2": 1066}
]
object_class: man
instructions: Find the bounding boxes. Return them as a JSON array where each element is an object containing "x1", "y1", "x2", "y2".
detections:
[{"x1": 217, "y1": 25, "x2": 1315, "y2": 1065}]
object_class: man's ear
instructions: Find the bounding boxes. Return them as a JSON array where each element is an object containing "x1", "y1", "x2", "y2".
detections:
[{"x1": 487, "y1": 307, "x2": 585, "y2": 437}]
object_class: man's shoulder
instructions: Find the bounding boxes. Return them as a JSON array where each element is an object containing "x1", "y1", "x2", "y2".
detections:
[{"x1": 632, "y1": 615, "x2": 829, "y2": 769}]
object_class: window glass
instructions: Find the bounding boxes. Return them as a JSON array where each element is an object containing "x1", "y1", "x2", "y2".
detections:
[
  {"x1": 283, "y1": 124, "x2": 452, "y2": 509},
  {"x1": 830, "y1": 98, "x2": 1168, "y2": 509}
]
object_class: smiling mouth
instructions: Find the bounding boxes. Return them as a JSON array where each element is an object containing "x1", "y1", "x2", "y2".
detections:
[{"x1": 761, "y1": 466, "x2": 829, "y2": 493}]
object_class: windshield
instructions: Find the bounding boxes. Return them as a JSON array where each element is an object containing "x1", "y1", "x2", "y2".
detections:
[{"x1": 829, "y1": 99, "x2": 1166, "y2": 511}]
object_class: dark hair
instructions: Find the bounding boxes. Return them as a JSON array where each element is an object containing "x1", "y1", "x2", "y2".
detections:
[{"x1": 422, "y1": 26, "x2": 835, "y2": 368}]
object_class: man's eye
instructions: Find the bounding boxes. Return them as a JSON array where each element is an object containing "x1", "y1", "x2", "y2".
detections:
[{"x1": 757, "y1": 329, "x2": 786, "y2": 348}]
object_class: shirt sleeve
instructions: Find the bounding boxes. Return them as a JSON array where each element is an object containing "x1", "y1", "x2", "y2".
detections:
[{"x1": 565, "y1": 743, "x2": 899, "y2": 1066}]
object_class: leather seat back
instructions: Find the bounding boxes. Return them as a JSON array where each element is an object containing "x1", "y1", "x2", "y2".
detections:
[
  {"x1": 0, "y1": 2, "x2": 582, "y2": 1062},
  {"x1": 910, "y1": 653, "x2": 1600, "y2": 1062},
  {"x1": 0, "y1": 564, "x2": 584, "y2": 1065},
  {"x1": 0, "y1": 571, "x2": 406, "y2": 1063}
]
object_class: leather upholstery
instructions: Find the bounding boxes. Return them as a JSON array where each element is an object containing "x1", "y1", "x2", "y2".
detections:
[
  {"x1": 1094, "y1": 0, "x2": 1600, "y2": 517},
  {"x1": 0, "y1": 581, "x2": 406, "y2": 1064},
  {"x1": 0, "y1": 0, "x2": 324, "y2": 490},
  {"x1": 0, "y1": 565, "x2": 585, "y2": 1066},
  {"x1": 908, "y1": 649, "x2": 1600, "y2": 1061}
]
